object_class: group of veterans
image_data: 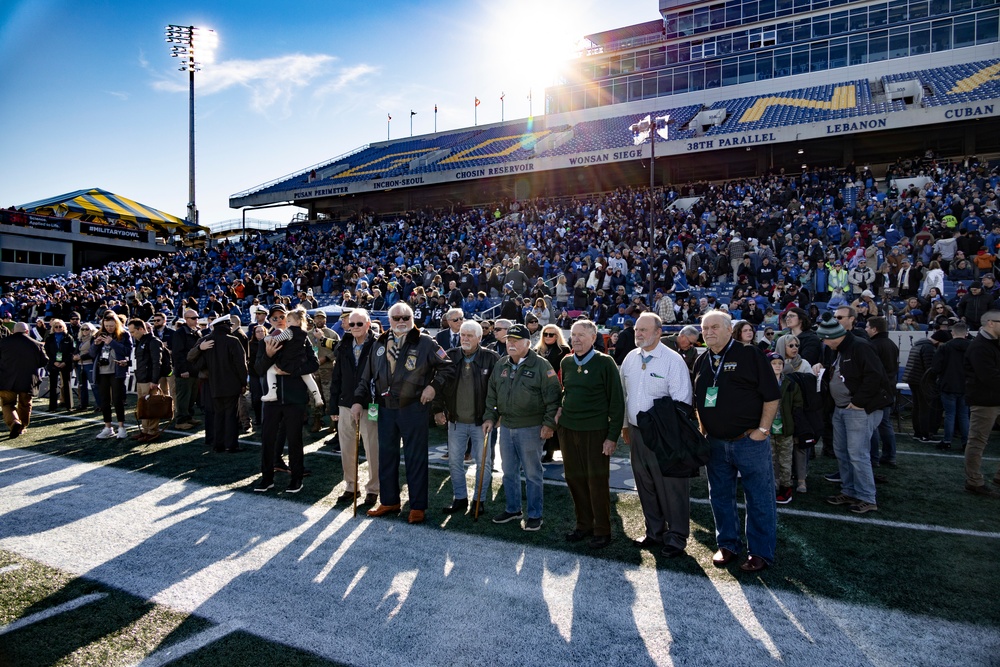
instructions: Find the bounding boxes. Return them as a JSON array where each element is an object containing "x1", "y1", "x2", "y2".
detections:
[{"x1": 2, "y1": 299, "x2": 1000, "y2": 575}]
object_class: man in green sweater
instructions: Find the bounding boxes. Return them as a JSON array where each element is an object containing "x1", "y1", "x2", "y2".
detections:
[{"x1": 558, "y1": 319, "x2": 626, "y2": 549}]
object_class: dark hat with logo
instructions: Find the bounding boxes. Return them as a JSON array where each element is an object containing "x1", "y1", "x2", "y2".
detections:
[
  {"x1": 506, "y1": 324, "x2": 531, "y2": 340},
  {"x1": 268, "y1": 303, "x2": 288, "y2": 317}
]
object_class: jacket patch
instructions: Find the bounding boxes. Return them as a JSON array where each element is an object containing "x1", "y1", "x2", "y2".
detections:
[
  {"x1": 547, "y1": 369, "x2": 557, "y2": 377},
  {"x1": 404, "y1": 354, "x2": 417, "y2": 371},
  {"x1": 501, "y1": 369, "x2": 509, "y2": 378},
  {"x1": 436, "y1": 347, "x2": 448, "y2": 359},
  {"x1": 377, "y1": 346, "x2": 386, "y2": 357},
  {"x1": 522, "y1": 370, "x2": 535, "y2": 378}
]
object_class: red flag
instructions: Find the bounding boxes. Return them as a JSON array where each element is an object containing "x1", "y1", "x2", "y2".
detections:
[
  {"x1": 434, "y1": 104, "x2": 438, "y2": 113},
  {"x1": 475, "y1": 97, "x2": 480, "y2": 107},
  {"x1": 500, "y1": 92, "x2": 505, "y2": 101}
]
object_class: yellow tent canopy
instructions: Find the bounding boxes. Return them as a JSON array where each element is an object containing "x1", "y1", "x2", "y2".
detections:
[{"x1": 18, "y1": 188, "x2": 206, "y2": 235}]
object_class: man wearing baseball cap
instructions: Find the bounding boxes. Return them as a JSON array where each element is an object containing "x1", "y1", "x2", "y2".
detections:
[{"x1": 483, "y1": 323, "x2": 562, "y2": 531}]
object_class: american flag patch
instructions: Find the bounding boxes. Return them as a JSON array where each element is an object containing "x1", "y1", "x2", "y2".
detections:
[
  {"x1": 436, "y1": 348, "x2": 448, "y2": 359},
  {"x1": 547, "y1": 369, "x2": 556, "y2": 377}
]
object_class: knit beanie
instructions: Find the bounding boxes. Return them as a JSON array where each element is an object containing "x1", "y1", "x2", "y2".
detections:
[{"x1": 815, "y1": 312, "x2": 847, "y2": 340}]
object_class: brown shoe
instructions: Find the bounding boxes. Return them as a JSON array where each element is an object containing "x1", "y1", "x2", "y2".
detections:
[
  {"x1": 965, "y1": 483, "x2": 1000, "y2": 498},
  {"x1": 366, "y1": 504, "x2": 401, "y2": 517},
  {"x1": 408, "y1": 509, "x2": 425, "y2": 524},
  {"x1": 712, "y1": 548, "x2": 738, "y2": 567},
  {"x1": 739, "y1": 555, "x2": 768, "y2": 572},
  {"x1": 175, "y1": 421, "x2": 194, "y2": 431}
]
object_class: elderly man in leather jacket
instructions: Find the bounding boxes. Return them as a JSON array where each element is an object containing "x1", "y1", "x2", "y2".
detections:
[{"x1": 352, "y1": 302, "x2": 455, "y2": 524}]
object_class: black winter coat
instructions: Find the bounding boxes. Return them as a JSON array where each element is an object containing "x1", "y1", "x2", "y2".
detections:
[
  {"x1": 329, "y1": 331, "x2": 377, "y2": 410},
  {"x1": 635, "y1": 396, "x2": 710, "y2": 478},
  {"x1": 964, "y1": 332, "x2": 1000, "y2": 406},
  {"x1": 432, "y1": 345, "x2": 499, "y2": 425},
  {"x1": 189, "y1": 329, "x2": 248, "y2": 398},
  {"x1": 0, "y1": 334, "x2": 48, "y2": 394}
]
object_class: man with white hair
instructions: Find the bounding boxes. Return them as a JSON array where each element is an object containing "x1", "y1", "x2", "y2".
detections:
[
  {"x1": 435, "y1": 307, "x2": 465, "y2": 351},
  {"x1": 433, "y1": 320, "x2": 500, "y2": 516},
  {"x1": 693, "y1": 310, "x2": 780, "y2": 573},
  {"x1": 353, "y1": 302, "x2": 455, "y2": 524},
  {"x1": 622, "y1": 313, "x2": 694, "y2": 557},
  {"x1": 491, "y1": 319, "x2": 512, "y2": 355},
  {"x1": 558, "y1": 318, "x2": 625, "y2": 549},
  {"x1": 328, "y1": 308, "x2": 379, "y2": 505},
  {"x1": 0, "y1": 322, "x2": 48, "y2": 439}
]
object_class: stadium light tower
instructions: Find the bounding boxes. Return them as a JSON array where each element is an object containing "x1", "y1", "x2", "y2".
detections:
[
  {"x1": 165, "y1": 25, "x2": 216, "y2": 227},
  {"x1": 630, "y1": 114, "x2": 670, "y2": 298}
]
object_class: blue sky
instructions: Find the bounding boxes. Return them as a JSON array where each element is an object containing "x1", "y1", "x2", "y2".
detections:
[{"x1": 0, "y1": 0, "x2": 654, "y2": 227}]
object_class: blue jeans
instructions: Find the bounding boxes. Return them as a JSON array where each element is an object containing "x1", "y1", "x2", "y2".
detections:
[
  {"x1": 499, "y1": 425, "x2": 544, "y2": 519},
  {"x1": 833, "y1": 407, "x2": 880, "y2": 504},
  {"x1": 868, "y1": 405, "x2": 897, "y2": 464},
  {"x1": 940, "y1": 392, "x2": 969, "y2": 447},
  {"x1": 448, "y1": 422, "x2": 495, "y2": 501},
  {"x1": 706, "y1": 434, "x2": 777, "y2": 564}
]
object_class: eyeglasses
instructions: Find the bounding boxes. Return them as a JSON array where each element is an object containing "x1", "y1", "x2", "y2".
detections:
[
  {"x1": 835, "y1": 315, "x2": 849, "y2": 320},
  {"x1": 543, "y1": 332, "x2": 557, "y2": 338},
  {"x1": 764, "y1": 332, "x2": 774, "y2": 336},
  {"x1": 449, "y1": 318, "x2": 462, "y2": 322},
  {"x1": 495, "y1": 327, "x2": 508, "y2": 332},
  {"x1": 185, "y1": 316, "x2": 198, "y2": 320},
  {"x1": 270, "y1": 314, "x2": 286, "y2": 322},
  {"x1": 786, "y1": 343, "x2": 799, "y2": 348},
  {"x1": 391, "y1": 315, "x2": 411, "y2": 322},
  {"x1": 346, "y1": 322, "x2": 366, "y2": 328}
]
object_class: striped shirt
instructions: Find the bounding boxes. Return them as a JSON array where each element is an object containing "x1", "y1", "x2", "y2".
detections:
[{"x1": 620, "y1": 342, "x2": 693, "y2": 427}]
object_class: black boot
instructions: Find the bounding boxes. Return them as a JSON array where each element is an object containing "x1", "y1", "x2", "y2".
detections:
[{"x1": 442, "y1": 498, "x2": 468, "y2": 515}]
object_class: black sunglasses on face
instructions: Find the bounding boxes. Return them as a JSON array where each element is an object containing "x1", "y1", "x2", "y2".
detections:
[
  {"x1": 391, "y1": 316, "x2": 411, "y2": 322},
  {"x1": 347, "y1": 322, "x2": 366, "y2": 328}
]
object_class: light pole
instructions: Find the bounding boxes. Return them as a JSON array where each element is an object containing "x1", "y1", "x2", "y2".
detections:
[
  {"x1": 166, "y1": 25, "x2": 216, "y2": 227},
  {"x1": 629, "y1": 114, "x2": 670, "y2": 299}
]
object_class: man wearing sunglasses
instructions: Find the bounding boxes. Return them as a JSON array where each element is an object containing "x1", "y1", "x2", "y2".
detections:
[
  {"x1": 171, "y1": 309, "x2": 203, "y2": 431},
  {"x1": 328, "y1": 309, "x2": 380, "y2": 506},
  {"x1": 352, "y1": 302, "x2": 456, "y2": 524}
]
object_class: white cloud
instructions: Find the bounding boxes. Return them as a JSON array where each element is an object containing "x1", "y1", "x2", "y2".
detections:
[
  {"x1": 106, "y1": 91, "x2": 129, "y2": 101},
  {"x1": 313, "y1": 64, "x2": 379, "y2": 97},
  {"x1": 153, "y1": 54, "x2": 378, "y2": 118}
]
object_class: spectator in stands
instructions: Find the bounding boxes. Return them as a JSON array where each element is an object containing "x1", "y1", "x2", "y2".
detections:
[{"x1": 435, "y1": 308, "x2": 464, "y2": 351}]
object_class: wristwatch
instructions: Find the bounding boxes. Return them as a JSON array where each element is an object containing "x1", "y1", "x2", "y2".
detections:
[{"x1": 757, "y1": 427, "x2": 769, "y2": 435}]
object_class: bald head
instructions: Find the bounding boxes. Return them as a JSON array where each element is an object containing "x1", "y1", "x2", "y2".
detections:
[{"x1": 12, "y1": 322, "x2": 28, "y2": 334}]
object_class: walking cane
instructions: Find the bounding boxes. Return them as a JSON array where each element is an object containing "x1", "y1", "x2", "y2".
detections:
[
  {"x1": 353, "y1": 419, "x2": 361, "y2": 518},
  {"x1": 473, "y1": 430, "x2": 491, "y2": 521}
]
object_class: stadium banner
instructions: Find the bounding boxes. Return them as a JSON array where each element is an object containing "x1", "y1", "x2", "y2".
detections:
[
  {"x1": 0, "y1": 209, "x2": 72, "y2": 232},
  {"x1": 272, "y1": 97, "x2": 1000, "y2": 203},
  {"x1": 80, "y1": 222, "x2": 151, "y2": 243}
]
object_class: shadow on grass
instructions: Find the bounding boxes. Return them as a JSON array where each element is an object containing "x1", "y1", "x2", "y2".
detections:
[{"x1": 4, "y1": 407, "x2": 1000, "y2": 629}]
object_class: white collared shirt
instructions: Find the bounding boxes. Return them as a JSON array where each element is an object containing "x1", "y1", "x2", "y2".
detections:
[{"x1": 620, "y1": 342, "x2": 693, "y2": 427}]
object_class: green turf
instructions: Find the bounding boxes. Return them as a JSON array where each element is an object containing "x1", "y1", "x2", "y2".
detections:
[
  {"x1": 0, "y1": 550, "x2": 346, "y2": 667},
  {"x1": 6, "y1": 402, "x2": 1000, "y2": 631}
]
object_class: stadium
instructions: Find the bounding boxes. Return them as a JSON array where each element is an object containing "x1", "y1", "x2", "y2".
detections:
[
  {"x1": 2, "y1": 1, "x2": 1000, "y2": 666},
  {"x1": 231, "y1": 0, "x2": 1000, "y2": 219}
]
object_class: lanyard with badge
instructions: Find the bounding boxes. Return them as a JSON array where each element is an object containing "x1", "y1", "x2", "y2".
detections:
[{"x1": 704, "y1": 339, "x2": 734, "y2": 408}]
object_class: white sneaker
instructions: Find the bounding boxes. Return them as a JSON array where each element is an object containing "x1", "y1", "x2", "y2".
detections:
[
  {"x1": 116, "y1": 426, "x2": 128, "y2": 439},
  {"x1": 96, "y1": 426, "x2": 114, "y2": 440}
]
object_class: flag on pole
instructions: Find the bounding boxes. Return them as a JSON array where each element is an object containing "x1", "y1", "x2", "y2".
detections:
[
  {"x1": 475, "y1": 97, "x2": 480, "y2": 107},
  {"x1": 434, "y1": 104, "x2": 438, "y2": 112},
  {"x1": 388, "y1": 113, "x2": 392, "y2": 121},
  {"x1": 411, "y1": 110, "x2": 417, "y2": 116},
  {"x1": 500, "y1": 92, "x2": 505, "y2": 101}
]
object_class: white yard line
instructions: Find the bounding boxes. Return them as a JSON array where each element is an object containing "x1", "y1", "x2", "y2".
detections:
[
  {"x1": 128, "y1": 621, "x2": 242, "y2": 667},
  {"x1": 0, "y1": 447, "x2": 997, "y2": 666},
  {"x1": 0, "y1": 564, "x2": 24, "y2": 575}
]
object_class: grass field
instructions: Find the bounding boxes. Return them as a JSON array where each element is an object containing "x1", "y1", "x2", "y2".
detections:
[{"x1": 1, "y1": 401, "x2": 999, "y2": 666}]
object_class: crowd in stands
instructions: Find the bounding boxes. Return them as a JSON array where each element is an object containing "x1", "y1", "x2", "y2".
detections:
[{"x1": 3, "y1": 153, "x2": 999, "y2": 336}]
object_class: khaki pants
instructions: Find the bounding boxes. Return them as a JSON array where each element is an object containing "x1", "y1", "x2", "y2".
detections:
[
  {"x1": 0, "y1": 391, "x2": 33, "y2": 430},
  {"x1": 966, "y1": 405, "x2": 1000, "y2": 487},
  {"x1": 337, "y1": 405, "x2": 379, "y2": 494},
  {"x1": 312, "y1": 367, "x2": 333, "y2": 418},
  {"x1": 136, "y1": 382, "x2": 162, "y2": 436}
]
